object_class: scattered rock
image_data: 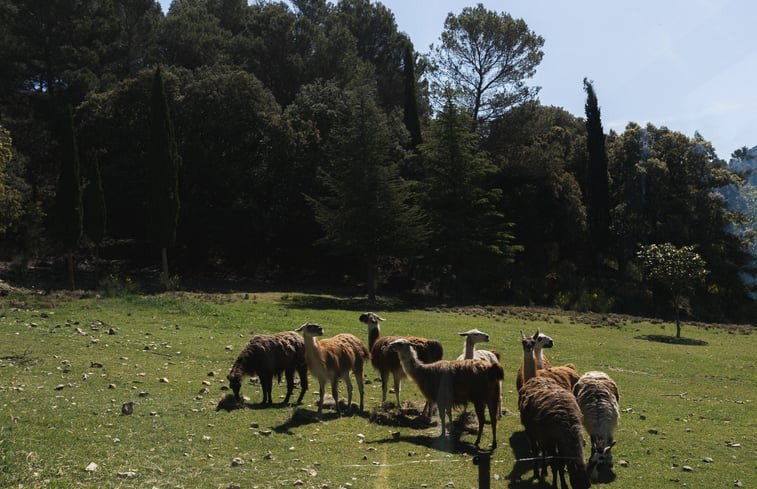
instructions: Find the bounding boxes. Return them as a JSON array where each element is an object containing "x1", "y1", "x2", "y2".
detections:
[
  {"x1": 108, "y1": 384, "x2": 116, "y2": 389},
  {"x1": 293, "y1": 481, "x2": 304, "y2": 486},
  {"x1": 702, "y1": 457, "x2": 714, "y2": 463},
  {"x1": 682, "y1": 466, "x2": 693, "y2": 472},
  {"x1": 121, "y1": 402, "x2": 134, "y2": 415},
  {"x1": 108, "y1": 328, "x2": 118, "y2": 335},
  {"x1": 84, "y1": 462, "x2": 98, "y2": 472},
  {"x1": 618, "y1": 460, "x2": 629, "y2": 467},
  {"x1": 117, "y1": 471, "x2": 137, "y2": 479},
  {"x1": 225, "y1": 345, "x2": 233, "y2": 351},
  {"x1": 226, "y1": 485, "x2": 241, "y2": 489},
  {"x1": 647, "y1": 428, "x2": 658, "y2": 435},
  {"x1": 139, "y1": 391, "x2": 149, "y2": 397},
  {"x1": 231, "y1": 457, "x2": 244, "y2": 466},
  {"x1": 734, "y1": 480, "x2": 743, "y2": 487},
  {"x1": 260, "y1": 430, "x2": 272, "y2": 436},
  {"x1": 54, "y1": 384, "x2": 65, "y2": 391},
  {"x1": 91, "y1": 362, "x2": 103, "y2": 368},
  {"x1": 159, "y1": 377, "x2": 169, "y2": 383}
]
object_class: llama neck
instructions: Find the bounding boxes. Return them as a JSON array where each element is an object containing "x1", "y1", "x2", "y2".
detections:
[
  {"x1": 533, "y1": 346, "x2": 547, "y2": 369},
  {"x1": 522, "y1": 347, "x2": 536, "y2": 381},
  {"x1": 368, "y1": 325, "x2": 380, "y2": 350},
  {"x1": 302, "y1": 334, "x2": 323, "y2": 364},
  {"x1": 395, "y1": 347, "x2": 420, "y2": 377},
  {"x1": 463, "y1": 338, "x2": 475, "y2": 359}
]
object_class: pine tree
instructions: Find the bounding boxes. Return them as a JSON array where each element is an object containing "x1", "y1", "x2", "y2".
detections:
[
  {"x1": 307, "y1": 83, "x2": 428, "y2": 300},
  {"x1": 147, "y1": 67, "x2": 181, "y2": 287},
  {"x1": 419, "y1": 94, "x2": 520, "y2": 297},
  {"x1": 54, "y1": 107, "x2": 83, "y2": 289},
  {"x1": 583, "y1": 78, "x2": 610, "y2": 266}
]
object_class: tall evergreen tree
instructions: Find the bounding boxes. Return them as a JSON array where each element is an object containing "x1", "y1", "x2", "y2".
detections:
[
  {"x1": 583, "y1": 78, "x2": 610, "y2": 265},
  {"x1": 307, "y1": 83, "x2": 428, "y2": 300},
  {"x1": 402, "y1": 42, "x2": 422, "y2": 150},
  {"x1": 83, "y1": 148, "x2": 106, "y2": 259},
  {"x1": 54, "y1": 107, "x2": 83, "y2": 289},
  {"x1": 418, "y1": 94, "x2": 520, "y2": 297},
  {"x1": 147, "y1": 67, "x2": 181, "y2": 287}
]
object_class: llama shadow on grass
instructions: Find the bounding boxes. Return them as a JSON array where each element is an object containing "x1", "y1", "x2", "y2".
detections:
[
  {"x1": 505, "y1": 430, "x2": 543, "y2": 486},
  {"x1": 215, "y1": 393, "x2": 303, "y2": 412},
  {"x1": 367, "y1": 409, "x2": 491, "y2": 455},
  {"x1": 635, "y1": 334, "x2": 708, "y2": 346},
  {"x1": 592, "y1": 463, "x2": 617, "y2": 484},
  {"x1": 271, "y1": 401, "x2": 370, "y2": 434}
]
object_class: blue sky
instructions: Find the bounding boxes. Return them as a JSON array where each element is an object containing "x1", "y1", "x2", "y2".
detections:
[{"x1": 158, "y1": 0, "x2": 756, "y2": 160}]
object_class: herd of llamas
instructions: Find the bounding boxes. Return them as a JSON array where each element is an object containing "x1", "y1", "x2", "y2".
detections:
[{"x1": 225, "y1": 312, "x2": 620, "y2": 488}]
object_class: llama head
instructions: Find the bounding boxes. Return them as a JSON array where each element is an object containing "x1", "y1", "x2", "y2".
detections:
[
  {"x1": 458, "y1": 328, "x2": 490, "y2": 344},
  {"x1": 385, "y1": 338, "x2": 414, "y2": 354},
  {"x1": 591, "y1": 440, "x2": 616, "y2": 467},
  {"x1": 296, "y1": 322, "x2": 324, "y2": 337},
  {"x1": 532, "y1": 329, "x2": 554, "y2": 349},
  {"x1": 359, "y1": 312, "x2": 384, "y2": 326},
  {"x1": 227, "y1": 373, "x2": 242, "y2": 400},
  {"x1": 520, "y1": 330, "x2": 535, "y2": 354}
]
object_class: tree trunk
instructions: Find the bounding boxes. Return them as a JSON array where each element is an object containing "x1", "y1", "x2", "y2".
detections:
[
  {"x1": 67, "y1": 251, "x2": 76, "y2": 290},
  {"x1": 161, "y1": 247, "x2": 169, "y2": 287},
  {"x1": 675, "y1": 304, "x2": 682, "y2": 338}
]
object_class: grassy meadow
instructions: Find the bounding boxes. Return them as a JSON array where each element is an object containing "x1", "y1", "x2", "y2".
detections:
[{"x1": 0, "y1": 290, "x2": 754, "y2": 489}]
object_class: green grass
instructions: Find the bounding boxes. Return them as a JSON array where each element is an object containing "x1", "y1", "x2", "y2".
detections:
[{"x1": 0, "y1": 291, "x2": 754, "y2": 488}]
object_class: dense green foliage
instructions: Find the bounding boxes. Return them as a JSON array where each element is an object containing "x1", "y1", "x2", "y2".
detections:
[{"x1": 0, "y1": 0, "x2": 753, "y2": 321}]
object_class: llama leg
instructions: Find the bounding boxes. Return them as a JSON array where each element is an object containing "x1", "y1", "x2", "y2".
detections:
[
  {"x1": 331, "y1": 377, "x2": 341, "y2": 416},
  {"x1": 317, "y1": 379, "x2": 326, "y2": 415},
  {"x1": 295, "y1": 364, "x2": 308, "y2": 404},
  {"x1": 381, "y1": 371, "x2": 390, "y2": 404},
  {"x1": 526, "y1": 436, "x2": 540, "y2": 480},
  {"x1": 355, "y1": 365, "x2": 364, "y2": 413},
  {"x1": 487, "y1": 394, "x2": 498, "y2": 448},
  {"x1": 557, "y1": 461, "x2": 568, "y2": 489},
  {"x1": 393, "y1": 374, "x2": 401, "y2": 407},
  {"x1": 343, "y1": 372, "x2": 354, "y2": 414},
  {"x1": 473, "y1": 400, "x2": 486, "y2": 446},
  {"x1": 283, "y1": 367, "x2": 295, "y2": 404},
  {"x1": 261, "y1": 374, "x2": 273, "y2": 404}
]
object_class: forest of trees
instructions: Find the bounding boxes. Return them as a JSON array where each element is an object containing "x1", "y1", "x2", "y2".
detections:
[{"x1": 0, "y1": 0, "x2": 754, "y2": 322}]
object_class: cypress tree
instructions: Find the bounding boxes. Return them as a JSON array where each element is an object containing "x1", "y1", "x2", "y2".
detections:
[
  {"x1": 147, "y1": 67, "x2": 181, "y2": 287},
  {"x1": 402, "y1": 43, "x2": 422, "y2": 150},
  {"x1": 54, "y1": 107, "x2": 83, "y2": 289},
  {"x1": 583, "y1": 78, "x2": 610, "y2": 264}
]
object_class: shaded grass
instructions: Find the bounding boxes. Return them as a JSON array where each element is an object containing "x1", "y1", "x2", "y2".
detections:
[{"x1": 0, "y1": 291, "x2": 754, "y2": 488}]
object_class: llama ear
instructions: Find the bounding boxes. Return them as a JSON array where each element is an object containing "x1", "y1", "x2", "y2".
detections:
[
  {"x1": 520, "y1": 330, "x2": 526, "y2": 340},
  {"x1": 458, "y1": 332, "x2": 468, "y2": 337},
  {"x1": 533, "y1": 328, "x2": 540, "y2": 338},
  {"x1": 295, "y1": 323, "x2": 307, "y2": 331}
]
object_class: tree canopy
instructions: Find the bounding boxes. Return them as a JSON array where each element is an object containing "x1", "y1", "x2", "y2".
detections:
[{"x1": 0, "y1": 0, "x2": 752, "y2": 322}]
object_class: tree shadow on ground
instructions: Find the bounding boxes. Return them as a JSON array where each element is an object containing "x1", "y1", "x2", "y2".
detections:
[
  {"x1": 278, "y1": 293, "x2": 415, "y2": 313},
  {"x1": 635, "y1": 334, "x2": 708, "y2": 346}
]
